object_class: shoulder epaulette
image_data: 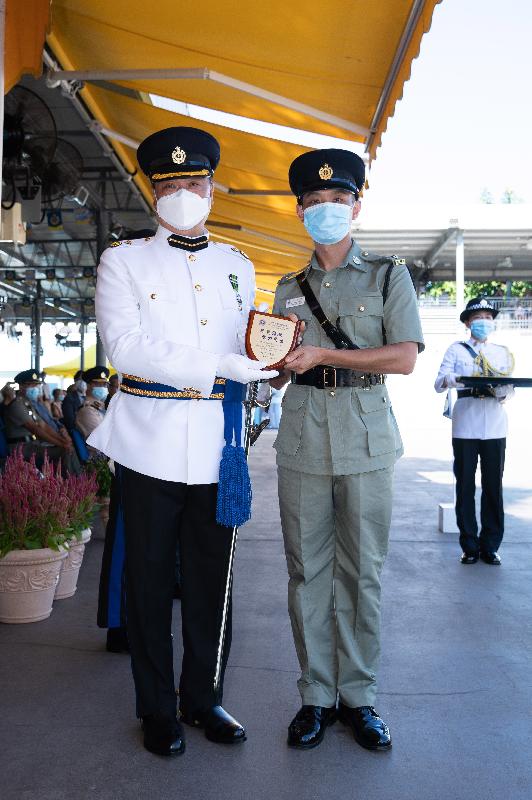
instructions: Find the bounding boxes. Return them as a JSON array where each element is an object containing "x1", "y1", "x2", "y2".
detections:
[
  {"x1": 391, "y1": 254, "x2": 407, "y2": 266},
  {"x1": 230, "y1": 246, "x2": 250, "y2": 261},
  {"x1": 277, "y1": 264, "x2": 310, "y2": 286},
  {"x1": 359, "y1": 249, "x2": 388, "y2": 264},
  {"x1": 213, "y1": 242, "x2": 251, "y2": 261},
  {"x1": 108, "y1": 237, "x2": 153, "y2": 250}
]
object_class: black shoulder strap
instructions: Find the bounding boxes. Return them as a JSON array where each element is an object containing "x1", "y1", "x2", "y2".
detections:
[
  {"x1": 382, "y1": 263, "x2": 394, "y2": 305},
  {"x1": 380, "y1": 257, "x2": 415, "y2": 343},
  {"x1": 380, "y1": 263, "x2": 395, "y2": 344},
  {"x1": 296, "y1": 273, "x2": 358, "y2": 350}
]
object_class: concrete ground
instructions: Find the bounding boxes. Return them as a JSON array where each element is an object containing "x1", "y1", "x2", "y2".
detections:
[{"x1": 1, "y1": 331, "x2": 531, "y2": 800}]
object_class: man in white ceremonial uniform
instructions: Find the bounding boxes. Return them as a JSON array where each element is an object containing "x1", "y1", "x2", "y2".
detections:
[
  {"x1": 88, "y1": 126, "x2": 277, "y2": 757},
  {"x1": 435, "y1": 297, "x2": 514, "y2": 566}
]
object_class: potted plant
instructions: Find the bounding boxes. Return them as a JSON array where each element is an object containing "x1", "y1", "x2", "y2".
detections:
[
  {"x1": 0, "y1": 449, "x2": 70, "y2": 623},
  {"x1": 85, "y1": 457, "x2": 113, "y2": 527},
  {"x1": 55, "y1": 468, "x2": 98, "y2": 600}
]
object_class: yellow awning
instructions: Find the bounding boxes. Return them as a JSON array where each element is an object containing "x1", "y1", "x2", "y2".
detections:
[
  {"x1": 4, "y1": 0, "x2": 50, "y2": 94},
  {"x1": 45, "y1": 345, "x2": 112, "y2": 379},
  {"x1": 46, "y1": 1, "x2": 442, "y2": 300}
]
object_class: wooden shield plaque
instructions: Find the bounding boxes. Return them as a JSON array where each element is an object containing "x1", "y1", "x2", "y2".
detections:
[{"x1": 245, "y1": 311, "x2": 301, "y2": 370}]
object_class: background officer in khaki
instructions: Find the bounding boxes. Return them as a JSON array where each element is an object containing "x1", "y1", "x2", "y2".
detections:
[{"x1": 271, "y1": 148, "x2": 424, "y2": 751}]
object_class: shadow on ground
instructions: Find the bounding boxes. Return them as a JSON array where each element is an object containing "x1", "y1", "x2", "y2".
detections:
[{"x1": 1, "y1": 431, "x2": 531, "y2": 800}]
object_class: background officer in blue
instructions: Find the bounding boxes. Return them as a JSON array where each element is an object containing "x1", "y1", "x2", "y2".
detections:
[{"x1": 272, "y1": 149, "x2": 424, "y2": 752}]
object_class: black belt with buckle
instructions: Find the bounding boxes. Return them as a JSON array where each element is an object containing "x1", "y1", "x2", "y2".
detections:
[
  {"x1": 291, "y1": 367, "x2": 385, "y2": 389},
  {"x1": 457, "y1": 388, "x2": 493, "y2": 399}
]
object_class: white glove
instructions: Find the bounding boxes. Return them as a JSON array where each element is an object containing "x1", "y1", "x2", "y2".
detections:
[
  {"x1": 493, "y1": 384, "x2": 514, "y2": 401},
  {"x1": 217, "y1": 353, "x2": 278, "y2": 384},
  {"x1": 444, "y1": 373, "x2": 465, "y2": 389}
]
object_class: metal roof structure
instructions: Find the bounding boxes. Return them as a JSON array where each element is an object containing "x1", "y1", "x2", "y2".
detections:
[
  {"x1": 353, "y1": 203, "x2": 532, "y2": 284},
  {"x1": 0, "y1": 72, "x2": 153, "y2": 331}
]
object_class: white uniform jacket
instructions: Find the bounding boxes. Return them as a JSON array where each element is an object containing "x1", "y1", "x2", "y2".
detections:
[
  {"x1": 434, "y1": 337, "x2": 514, "y2": 440},
  {"x1": 88, "y1": 226, "x2": 255, "y2": 483}
]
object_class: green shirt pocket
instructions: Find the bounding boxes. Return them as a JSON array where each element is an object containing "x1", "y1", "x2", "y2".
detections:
[
  {"x1": 354, "y1": 386, "x2": 396, "y2": 457},
  {"x1": 273, "y1": 385, "x2": 308, "y2": 456},
  {"x1": 338, "y1": 294, "x2": 384, "y2": 348}
]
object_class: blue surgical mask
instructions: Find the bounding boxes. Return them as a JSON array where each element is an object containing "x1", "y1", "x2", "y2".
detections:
[
  {"x1": 92, "y1": 387, "x2": 109, "y2": 402},
  {"x1": 303, "y1": 202, "x2": 353, "y2": 245},
  {"x1": 26, "y1": 387, "x2": 41, "y2": 402},
  {"x1": 470, "y1": 319, "x2": 495, "y2": 341}
]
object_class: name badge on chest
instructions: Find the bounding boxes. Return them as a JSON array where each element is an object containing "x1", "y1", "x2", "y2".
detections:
[{"x1": 286, "y1": 296, "x2": 305, "y2": 309}]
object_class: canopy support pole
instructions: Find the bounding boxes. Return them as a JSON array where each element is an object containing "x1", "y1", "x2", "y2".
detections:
[
  {"x1": 34, "y1": 282, "x2": 43, "y2": 374},
  {"x1": 455, "y1": 230, "x2": 465, "y2": 330},
  {"x1": 80, "y1": 321, "x2": 85, "y2": 372},
  {"x1": 0, "y1": 1, "x2": 5, "y2": 195},
  {"x1": 95, "y1": 208, "x2": 108, "y2": 366}
]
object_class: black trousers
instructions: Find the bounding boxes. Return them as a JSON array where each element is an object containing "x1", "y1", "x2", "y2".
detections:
[
  {"x1": 97, "y1": 473, "x2": 180, "y2": 631},
  {"x1": 118, "y1": 465, "x2": 233, "y2": 718},
  {"x1": 452, "y1": 437, "x2": 506, "y2": 556},
  {"x1": 97, "y1": 475, "x2": 126, "y2": 630}
]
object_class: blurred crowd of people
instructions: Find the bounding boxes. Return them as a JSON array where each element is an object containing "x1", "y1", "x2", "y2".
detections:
[{"x1": 0, "y1": 367, "x2": 119, "y2": 472}]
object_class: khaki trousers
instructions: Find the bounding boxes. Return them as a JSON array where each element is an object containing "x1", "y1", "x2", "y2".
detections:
[{"x1": 277, "y1": 465, "x2": 393, "y2": 708}]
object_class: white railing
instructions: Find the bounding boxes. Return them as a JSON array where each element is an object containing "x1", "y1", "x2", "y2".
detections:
[{"x1": 417, "y1": 298, "x2": 532, "y2": 329}]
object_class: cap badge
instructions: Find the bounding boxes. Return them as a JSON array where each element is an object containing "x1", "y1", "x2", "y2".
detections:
[
  {"x1": 100, "y1": 372, "x2": 106, "y2": 379},
  {"x1": 32, "y1": 373, "x2": 37, "y2": 380},
  {"x1": 318, "y1": 163, "x2": 333, "y2": 180},
  {"x1": 171, "y1": 145, "x2": 187, "y2": 165},
  {"x1": 480, "y1": 299, "x2": 488, "y2": 307}
]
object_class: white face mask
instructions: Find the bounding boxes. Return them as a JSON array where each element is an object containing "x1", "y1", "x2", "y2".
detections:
[{"x1": 156, "y1": 188, "x2": 211, "y2": 231}]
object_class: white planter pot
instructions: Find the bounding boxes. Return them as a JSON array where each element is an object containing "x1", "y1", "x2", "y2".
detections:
[
  {"x1": 0, "y1": 547, "x2": 68, "y2": 624},
  {"x1": 55, "y1": 529, "x2": 92, "y2": 600}
]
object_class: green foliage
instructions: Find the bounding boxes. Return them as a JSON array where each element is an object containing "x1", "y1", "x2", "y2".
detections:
[
  {"x1": 424, "y1": 280, "x2": 532, "y2": 300},
  {"x1": 0, "y1": 449, "x2": 98, "y2": 557},
  {"x1": 501, "y1": 188, "x2": 523, "y2": 204},
  {"x1": 510, "y1": 281, "x2": 532, "y2": 297},
  {"x1": 464, "y1": 281, "x2": 503, "y2": 299},
  {"x1": 480, "y1": 187, "x2": 523, "y2": 204},
  {"x1": 84, "y1": 458, "x2": 112, "y2": 498},
  {"x1": 424, "y1": 281, "x2": 456, "y2": 300}
]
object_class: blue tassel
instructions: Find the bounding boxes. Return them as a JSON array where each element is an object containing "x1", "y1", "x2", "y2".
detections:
[
  {"x1": 216, "y1": 380, "x2": 252, "y2": 528},
  {"x1": 216, "y1": 444, "x2": 252, "y2": 528}
]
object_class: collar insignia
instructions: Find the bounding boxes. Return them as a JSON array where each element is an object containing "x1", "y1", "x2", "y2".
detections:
[
  {"x1": 167, "y1": 234, "x2": 208, "y2": 252},
  {"x1": 171, "y1": 146, "x2": 186, "y2": 165},
  {"x1": 318, "y1": 163, "x2": 333, "y2": 180}
]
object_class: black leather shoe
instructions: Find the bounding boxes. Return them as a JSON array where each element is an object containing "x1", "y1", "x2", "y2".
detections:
[
  {"x1": 106, "y1": 626, "x2": 129, "y2": 653},
  {"x1": 180, "y1": 705, "x2": 246, "y2": 744},
  {"x1": 460, "y1": 552, "x2": 479, "y2": 565},
  {"x1": 480, "y1": 551, "x2": 501, "y2": 565},
  {"x1": 338, "y1": 703, "x2": 391, "y2": 750},
  {"x1": 287, "y1": 705, "x2": 337, "y2": 749},
  {"x1": 141, "y1": 714, "x2": 185, "y2": 756}
]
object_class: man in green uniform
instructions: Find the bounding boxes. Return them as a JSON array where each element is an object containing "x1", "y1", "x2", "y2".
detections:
[{"x1": 271, "y1": 149, "x2": 424, "y2": 751}]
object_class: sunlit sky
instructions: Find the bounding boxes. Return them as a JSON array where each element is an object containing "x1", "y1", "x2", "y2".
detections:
[{"x1": 366, "y1": 0, "x2": 532, "y2": 208}]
